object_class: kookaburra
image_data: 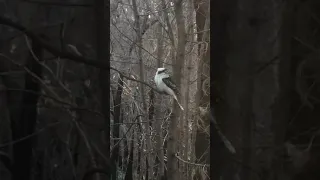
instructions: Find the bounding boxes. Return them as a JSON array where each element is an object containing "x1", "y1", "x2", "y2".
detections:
[{"x1": 154, "y1": 68, "x2": 184, "y2": 111}]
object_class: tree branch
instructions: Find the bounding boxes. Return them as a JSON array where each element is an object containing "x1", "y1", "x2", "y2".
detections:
[
  {"x1": 0, "y1": 16, "x2": 161, "y2": 93},
  {"x1": 175, "y1": 153, "x2": 209, "y2": 167},
  {"x1": 0, "y1": 122, "x2": 61, "y2": 148}
]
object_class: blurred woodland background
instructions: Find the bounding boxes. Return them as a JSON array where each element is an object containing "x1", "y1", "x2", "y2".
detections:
[
  {"x1": 0, "y1": 0, "x2": 210, "y2": 180},
  {"x1": 211, "y1": 0, "x2": 320, "y2": 180},
  {"x1": 3, "y1": 0, "x2": 320, "y2": 180}
]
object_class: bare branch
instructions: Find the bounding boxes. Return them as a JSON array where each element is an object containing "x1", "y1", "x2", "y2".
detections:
[
  {"x1": 0, "y1": 53, "x2": 63, "y2": 101},
  {"x1": 0, "y1": 122, "x2": 61, "y2": 148},
  {"x1": 0, "y1": 16, "x2": 161, "y2": 93},
  {"x1": 175, "y1": 153, "x2": 209, "y2": 167}
]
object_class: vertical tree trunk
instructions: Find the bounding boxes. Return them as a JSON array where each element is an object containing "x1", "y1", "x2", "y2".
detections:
[
  {"x1": 111, "y1": 75, "x2": 124, "y2": 179},
  {"x1": 11, "y1": 40, "x2": 43, "y2": 180},
  {"x1": 161, "y1": 0, "x2": 175, "y2": 46},
  {"x1": 94, "y1": 0, "x2": 110, "y2": 179},
  {"x1": 210, "y1": 0, "x2": 228, "y2": 177},
  {"x1": 154, "y1": 21, "x2": 166, "y2": 180},
  {"x1": 178, "y1": 0, "x2": 196, "y2": 174},
  {"x1": 183, "y1": 1, "x2": 196, "y2": 178},
  {"x1": 167, "y1": 1, "x2": 186, "y2": 180},
  {"x1": 271, "y1": 1, "x2": 296, "y2": 180},
  {"x1": 0, "y1": 78, "x2": 12, "y2": 180},
  {"x1": 133, "y1": 123, "x2": 139, "y2": 180},
  {"x1": 217, "y1": 1, "x2": 292, "y2": 180},
  {"x1": 222, "y1": 0, "x2": 256, "y2": 179},
  {"x1": 125, "y1": 137, "x2": 134, "y2": 180},
  {"x1": 147, "y1": 90, "x2": 155, "y2": 180},
  {"x1": 193, "y1": 0, "x2": 210, "y2": 179},
  {"x1": 131, "y1": 0, "x2": 154, "y2": 179}
]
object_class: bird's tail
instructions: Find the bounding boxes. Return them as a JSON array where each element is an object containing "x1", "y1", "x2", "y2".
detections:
[{"x1": 173, "y1": 96, "x2": 184, "y2": 111}]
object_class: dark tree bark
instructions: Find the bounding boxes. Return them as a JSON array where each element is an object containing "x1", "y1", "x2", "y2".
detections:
[
  {"x1": 210, "y1": 0, "x2": 233, "y2": 179},
  {"x1": 271, "y1": 1, "x2": 296, "y2": 180},
  {"x1": 224, "y1": 1, "x2": 256, "y2": 176},
  {"x1": 193, "y1": 0, "x2": 210, "y2": 179},
  {"x1": 154, "y1": 18, "x2": 165, "y2": 180},
  {"x1": 148, "y1": 90, "x2": 155, "y2": 127},
  {"x1": 147, "y1": 90, "x2": 155, "y2": 178},
  {"x1": 211, "y1": 1, "x2": 297, "y2": 180},
  {"x1": 94, "y1": 0, "x2": 111, "y2": 178},
  {"x1": 111, "y1": 75, "x2": 124, "y2": 179},
  {"x1": 0, "y1": 78, "x2": 12, "y2": 180},
  {"x1": 11, "y1": 40, "x2": 43, "y2": 180},
  {"x1": 124, "y1": 138, "x2": 134, "y2": 180},
  {"x1": 167, "y1": 1, "x2": 186, "y2": 180}
]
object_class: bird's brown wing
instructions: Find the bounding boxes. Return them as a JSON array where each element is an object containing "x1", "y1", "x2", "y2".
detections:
[{"x1": 162, "y1": 77, "x2": 179, "y2": 95}]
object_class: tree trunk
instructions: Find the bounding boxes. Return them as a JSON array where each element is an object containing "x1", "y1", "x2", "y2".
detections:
[
  {"x1": 154, "y1": 22, "x2": 165, "y2": 180},
  {"x1": 215, "y1": 1, "x2": 292, "y2": 180},
  {"x1": 11, "y1": 39, "x2": 43, "y2": 180},
  {"x1": 95, "y1": 0, "x2": 111, "y2": 179},
  {"x1": 271, "y1": 1, "x2": 296, "y2": 180},
  {"x1": 193, "y1": 0, "x2": 210, "y2": 179},
  {"x1": 167, "y1": 1, "x2": 186, "y2": 180},
  {"x1": 221, "y1": 0, "x2": 256, "y2": 179},
  {"x1": 0, "y1": 78, "x2": 12, "y2": 180},
  {"x1": 210, "y1": 0, "x2": 232, "y2": 179},
  {"x1": 111, "y1": 75, "x2": 124, "y2": 179},
  {"x1": 125, "y1": 138, "x2": 134, "y2": 180},
  {"x1": 131, "y1": 0, "x2": 154, "y2": 179}
]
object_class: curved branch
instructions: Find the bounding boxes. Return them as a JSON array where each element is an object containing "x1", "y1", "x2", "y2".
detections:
[
  {"x1": 129, "y1": 19, "x2": 158, "y2": 54},
  {"x1": 0, "y1": 16, "x2": 161, "y2": 93},
  {"x1": 295, "y1": 60, "x2": 314, "y2": 109},
  {"x1": 0, "y1": 16, "x2": 107, "y2": 68},
  {"x1": 175, "y1": 153, "x2": 209, "y2": 167}
]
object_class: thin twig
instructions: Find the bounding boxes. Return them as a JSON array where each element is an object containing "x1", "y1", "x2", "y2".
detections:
[
  {"x1": 175, "y1": 153, "x2": 209, "y2": 167},
  {"x1": 0, "y1": 122, "x2": 61, "y2": 148},
  {"x1": 4, "y1": 88, "x2": 104, "y2": 118},
  {"x1": 0, "y1": 53, "x2": 63, "y2": 101},
  {"x1": 24, "y1": 35, "x2": 71, "y2": 94},
  {"x1": 0, "y1": 16, "x2": 160, "y2": 93}
]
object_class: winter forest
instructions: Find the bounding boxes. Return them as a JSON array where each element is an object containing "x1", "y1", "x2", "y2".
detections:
[
  {"x1": 0, "y1": 0, "x2": 210, "y2": 180},
  {"x1": 2, "y1": 0, "x2": 320, "y2": 180},
  {"x1": 110, "y1": 0, "x2": 210, "y2": 179}
]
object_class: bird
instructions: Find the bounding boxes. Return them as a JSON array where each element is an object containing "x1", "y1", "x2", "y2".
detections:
[{"x1": 154, "y1": 67, "x2": 184, "y2": 111}]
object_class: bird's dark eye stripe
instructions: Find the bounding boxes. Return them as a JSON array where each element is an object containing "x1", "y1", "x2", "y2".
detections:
[{"x1": 158, "y1": 69, "x2": 166, "y2": 73}]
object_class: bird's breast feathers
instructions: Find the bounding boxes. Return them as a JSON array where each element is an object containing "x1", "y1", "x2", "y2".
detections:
[{"x1": 155, "y1": 74, "x2": 170, "y2": 93}]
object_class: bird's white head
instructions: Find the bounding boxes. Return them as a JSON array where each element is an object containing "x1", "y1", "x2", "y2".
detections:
[{"x1": 156, "y1": 68, "x2": 167, "y2": 75}]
